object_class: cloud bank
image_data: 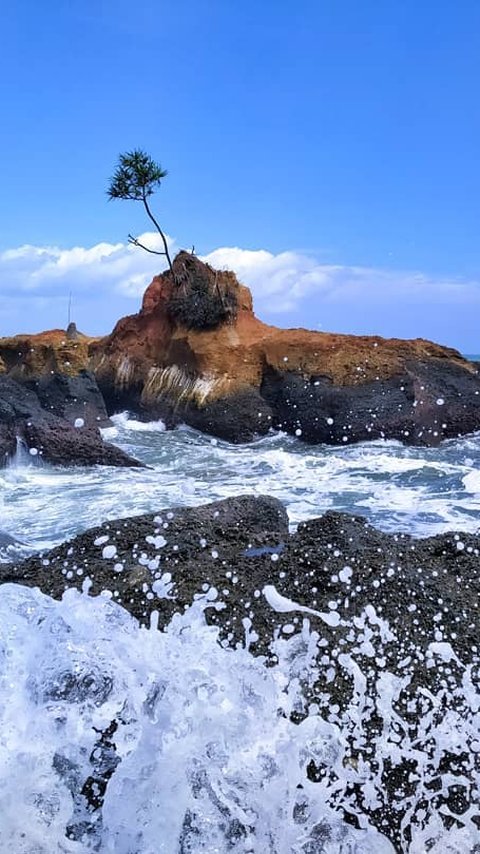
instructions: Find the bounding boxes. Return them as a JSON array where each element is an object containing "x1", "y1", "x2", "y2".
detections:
[
  {"x1": 1, "y1": 234, "x2": 479, "y2": 349},
  {"x1": 204, "y1": 247, "x2": 480, "y2": 311}
]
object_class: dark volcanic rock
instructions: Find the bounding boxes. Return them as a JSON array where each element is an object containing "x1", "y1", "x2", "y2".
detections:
[
  {"x1": 6, "y1": 496, "x2": 480, "y2": 849},
  {"x1": 0, "y1": 328, "x2": 110, "y2": 429},
  {"x1": 0, "y1": 376, "x2": 143, "y2": 468},
  {"x1": 261, "y1": 368, "x2": 413, "y2": 444},
  {"x1": 6, "y1": 495, "x2": 289, "y2": 609},
  {"x1": 24, "y1": 370, "x2": 110, "y2": 429},
  {"x1": 23, "y1": 419, "x2": 144, "y2": 468},
  {"x1": 0, "y1": 420, "x2": 16, "y2": 464},
  {"x1": 180, "y1": 388, "x2": 273, "y2": 443},
  {"x1": 262, "y1": 358, "x2": 480, "y2": 446},
  {"x1": 11, "y1": 499, "x2": 478, "y2": 671}
]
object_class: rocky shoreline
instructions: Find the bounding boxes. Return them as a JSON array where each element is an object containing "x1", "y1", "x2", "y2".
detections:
[
  {"x1": 4, "y1": 494, "x2": 479, "y2": 850},
  {"x1": 1, "y1": 252, "x2": 480, "y2": 463},
  {"x1": 1, "y1": 251, "x2": 479, "y2": 847}
]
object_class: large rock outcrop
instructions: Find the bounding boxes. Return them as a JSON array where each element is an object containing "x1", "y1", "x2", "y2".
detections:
[
  {"x1": 91, "y1": 252, "x2": 480, "y2": 445},
  {"x1": 2, "y1": 253, "x2": 480, "y2": 447},
  {"x1": 0, "y1": 330, "x2": 145, "y2": 468}
]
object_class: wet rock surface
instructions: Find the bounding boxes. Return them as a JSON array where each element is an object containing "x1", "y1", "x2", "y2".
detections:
[
  {"x1": 180, "y1": 388, "x2": 274, "y2": 443},
  {"x1": 10, "y1": 496, "x2": 478, "y2": 675},
  {"x1": 24, "y1": 370, "x2": 110, "y2": 429},
  {"x1": 262, "y1": 359, "x2": 480, "y2": 445},
  {"x1": 0, "y1": 328, "x2": 109, "y2": 429},
  {"x1": 0, "y1": 376, "x2": 143, "y2": 468},
  {"x1": 6, "y1": 494, "x2": 480, "y2": 849}
]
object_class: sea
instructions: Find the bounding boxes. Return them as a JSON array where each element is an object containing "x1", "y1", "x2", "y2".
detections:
[
  {"x1": 1, "y1": 400, "x2": 480, "y2": 851},
  {"x1": 2, "y1": 413, "x2": 480, "y2": 558}
]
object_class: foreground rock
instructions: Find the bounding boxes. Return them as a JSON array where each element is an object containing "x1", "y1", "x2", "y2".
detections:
[
  {"x1": 0, "y1": 376, "x2": 143, "y2": 468},
  {"x1": 7, "y1": 495, "x2": 480, "y2": 850},
  {"x1": 91, "y1": 251, "x2": 480, "y2": 445}
]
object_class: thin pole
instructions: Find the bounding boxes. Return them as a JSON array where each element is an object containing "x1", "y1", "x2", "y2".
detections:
[{"x1": 67, "y1": 292, "x2": 72, "y2": 326}]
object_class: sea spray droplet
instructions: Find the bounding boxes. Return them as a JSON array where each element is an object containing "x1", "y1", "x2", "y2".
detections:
[
  {"x1": 263, "y1": 583, "x2": 341, "y2": 627},
  {"x1": 146, "y1": 534, "x2": 167, "y2": 549},
  {"x1": 339, "y1": 565, "x2": 353, "y2": 583}
]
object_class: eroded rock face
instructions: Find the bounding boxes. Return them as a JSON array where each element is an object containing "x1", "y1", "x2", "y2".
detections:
[
  {"x1": 0, "y1": 329, "x2": 109, "y2": 428},
  {"x1": 5, "y1": 495, "x2": 480, "y2": 848},
  {"x1": 0, "y1": 331, "x2": 141, "y2": 467},
  {"x1": 91, "y1": 252, "x2": 480, "y2": 445},
  {"x1": 0, "y1": 376, "x2": 143, "y2": 469}
]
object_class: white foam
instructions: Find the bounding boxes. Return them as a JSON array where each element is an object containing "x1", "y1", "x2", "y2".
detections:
[
  {"x1": 0, "y1": 570, "x2": 477, "y2": 852},
  {"x1": 463, "y1": 470, "x2": 480, "y2": 493},
  {"x1": 0, "y1": 583, "x2": 397, "y2": 853},
  {"x1": 263, "y1": 584, "x2": 342, "y2": 627},
  {"x1": 110, "y1": 411, "x2": 166, "y2": 432},
  {"x1": 2, "y1": 425, "x2": 480, "y2": 555}
]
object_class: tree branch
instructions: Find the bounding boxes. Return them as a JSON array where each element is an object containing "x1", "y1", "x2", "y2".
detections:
[{"x1": 128, "y1": 235, "x2": 166, "y2": 256}]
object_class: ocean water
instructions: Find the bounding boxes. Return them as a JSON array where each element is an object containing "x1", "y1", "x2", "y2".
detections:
[
  {"x1": 1, "y1": 412, "x2": 480, "y2": 558},
  {"x1": 1, "y1": 415, "x2": 480, "y2": 852}
]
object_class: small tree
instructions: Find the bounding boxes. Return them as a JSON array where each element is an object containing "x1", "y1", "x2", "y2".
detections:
[{"x1": 107, "y1": 149, "x2": 173, "y2": 273}]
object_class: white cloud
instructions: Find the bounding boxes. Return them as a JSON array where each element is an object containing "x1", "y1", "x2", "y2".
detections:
[
  {"x1": 0, "y1": 232, "x2": 172, "y2": 298},
  {"x1": 0, "y1": 235, "x2": 479, "y2": 348},
  {"x1": 203, "y1": 247, "x2": 480, "y2": 313},
  {"x1": 203, "y1": 247, "x2": 331, "y2": 311}
]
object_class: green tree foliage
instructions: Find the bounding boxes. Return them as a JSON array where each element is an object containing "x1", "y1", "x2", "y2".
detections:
[{"x1": 107, "y1": 149, "x2": 173, "y2": 272}]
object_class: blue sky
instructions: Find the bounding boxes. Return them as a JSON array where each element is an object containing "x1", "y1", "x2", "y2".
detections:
[{"x1": 1, "y1": 0, "x2": 480, "y2": 350}]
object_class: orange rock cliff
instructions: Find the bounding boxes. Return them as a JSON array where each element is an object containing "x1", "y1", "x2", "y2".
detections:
[{"x1": 1, "y1": 251, "x2": 480, "y2": 446}]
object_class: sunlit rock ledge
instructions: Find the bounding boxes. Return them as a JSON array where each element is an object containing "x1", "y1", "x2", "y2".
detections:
[{"x1": 2, "y1": 251, "x2": 480, "y2": 447}]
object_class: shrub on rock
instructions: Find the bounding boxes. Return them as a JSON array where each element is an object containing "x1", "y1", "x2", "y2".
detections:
[{"x1": 167, "y1": 252, "x2": 238, "y2": 331}]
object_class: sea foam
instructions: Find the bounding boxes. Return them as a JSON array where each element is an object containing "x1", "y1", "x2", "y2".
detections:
[{"x1": 0, "y1": 582, "x2": 478, "y2": 852}]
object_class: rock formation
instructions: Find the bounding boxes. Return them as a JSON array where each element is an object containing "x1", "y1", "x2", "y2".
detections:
[
  {"x1": 91, "y1": 252, "x2": 480, "y2": 444},
  {"x1": 0, "y1": 329, "x2": 145, "y2": 467},
  {"x1": 2, "y1": 251, "x2": 480, "y2": 450},
  {"x1": 0, "y1": 328, "x2": 108, "y2": 427},
  {"x1": 0, "y1": 376, "x2": 143, "y2": 468}
]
